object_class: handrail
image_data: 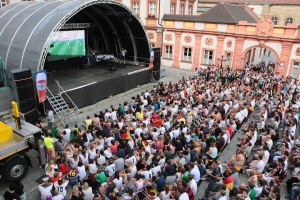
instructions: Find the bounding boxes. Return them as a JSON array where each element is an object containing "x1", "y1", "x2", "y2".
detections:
[{"x1": 55, "y1": 80, "x2": 79, "y2": 113}]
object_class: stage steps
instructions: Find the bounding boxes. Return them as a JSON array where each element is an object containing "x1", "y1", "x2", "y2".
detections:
[{"x1": 46, "y1": 80, "x2": 80, "y2": 127}]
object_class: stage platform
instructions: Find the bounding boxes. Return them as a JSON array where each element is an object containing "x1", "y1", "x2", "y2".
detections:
[{"x1": 47, "y1": 63, "x2": 150, "y2": 108}]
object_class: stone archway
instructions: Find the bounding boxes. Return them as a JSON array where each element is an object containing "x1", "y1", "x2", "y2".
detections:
[{"x1": 242, "y1": 45, "x2": 279, "y2": 67}]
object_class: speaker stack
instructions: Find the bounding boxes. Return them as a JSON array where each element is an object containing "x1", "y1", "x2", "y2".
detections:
[
  {"x1": 10, "y1": 69, "x2": 39, "y2": 124},
  {"x1": 151, "y1": 47, "x2": 161, "y2": 81}
]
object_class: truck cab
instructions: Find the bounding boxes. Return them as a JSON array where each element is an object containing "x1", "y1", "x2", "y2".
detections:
[{"x1": 0, "y1": 114, "x2": 42, "y2": 182}]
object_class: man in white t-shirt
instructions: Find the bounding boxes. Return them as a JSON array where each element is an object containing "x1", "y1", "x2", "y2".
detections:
[
  {"x1": 178, "y1": 187, "x2": 189, "y2": 200},
  {"x1": 38, "y1": 182, "x2": 53, "y2": 200},
  {"x1": 54, "y1": 179, "x2": 69, "y2": 196},
  {"x1": 52, "y1": 189, "x2": 64, "y2": 200},
  {"x1": 135, "y1": 125, "x2": 143, "y2": 137},
  {"x1": 140, "y1": 165, "x2": 152, "y2": 179},
  {"x1": 151, "y1": 161, "x2": 161, "y2": 177},
  {"x1": 105, "y1": 160, "x2": 116, "y2": 176},
  {"x1": 188, "y1": 174, "x2": 198, "y2": 195},
  {"x1": 189, "y1": 163, "x2": 201, "y2": 182},
  {"x1": 246, "y1": 155, "x2": 265, "y2": 177}
]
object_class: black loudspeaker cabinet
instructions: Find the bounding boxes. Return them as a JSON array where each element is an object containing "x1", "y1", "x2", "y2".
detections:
[
  {"x1": 10, "y1": 69, "x2": 37, "y2": 124},
  {"x1": 151, "y1": 47, "x2": 161, "y2": 81}
]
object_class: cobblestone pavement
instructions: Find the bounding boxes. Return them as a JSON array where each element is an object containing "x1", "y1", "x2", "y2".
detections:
[
  {"x1": 0, "y1": 67, "x2": 291, "y2": 200},
  {"x1": 0, "y1": 67, "x2": 193, "y2": 199}
]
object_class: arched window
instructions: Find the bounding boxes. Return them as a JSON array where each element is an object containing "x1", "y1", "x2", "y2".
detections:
[
  {"x1": 285, "y1": 17, "x2": 294, "y2": 25},
  {"x1": 271, "y1": 16, "x2": 278, "y2": 25}
]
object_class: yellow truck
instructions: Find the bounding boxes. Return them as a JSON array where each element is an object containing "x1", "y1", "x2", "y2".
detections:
[{"x1": 0, "y1": 101, "x2": 42, "y2": 182}]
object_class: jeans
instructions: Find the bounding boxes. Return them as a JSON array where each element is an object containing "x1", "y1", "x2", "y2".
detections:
[
  {"x1": 272, "y1": 151, "x2": 281, "y2": 158},
  {"x1": 290, "y1": 186, "x2": 300, "y2": 199},
  {"x1": 206, "y1": 176, "x2": 217, "y2": 192},
  {"x1": 48, "y1": 121, "x2": 53, "y2": 129}
]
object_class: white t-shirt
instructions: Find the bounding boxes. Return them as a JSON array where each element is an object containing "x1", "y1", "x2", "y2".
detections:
[
  {"x1": 113, "y1": 177, "x2": 123, "y2": 191},
  {"x1": 190, "y1": 165, "x2": 201, "y2": 182},
  {"x1": 78, "y1": 165, "x2": 87, "y2": 180},
  {"x1": 141, "y1": 169, "x2": 152, "y2": 179},
  {"x1": 151, "y1": 165, "x2": 161, "y2": 177},
  {"x1": 256, "y1": 160, "x2": 265, "y2": 173},
  {"x1": 83, "y1": 187, "x2": 93, "y2": 200},
  {"x1": 52, "y1": 195, "x2": 64, "y2": 200},
  {"x1": 54, "y1": 182, "x2": 68, "y2": 196},
  {"x1": 39, "y1": 185, "x2": 52, "y2": 200},
  {"x1": 189, "y1": 179, "x2": 197, "y2": 195},
  {"x1": 179, "y1": 192, "x2": 189, "y2": 200},
  {"x1": 105, "y1": 164, "x2": 116, "y2": 176},
  {"x1": 135, "y1": 128, "x2": 143, "y2": 137}
]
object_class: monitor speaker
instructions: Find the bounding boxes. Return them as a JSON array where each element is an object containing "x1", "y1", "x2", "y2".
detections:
[
  {"x1": 151, "y1": 47, "x2": 161, "y2": 81},
  {"x1": 10, "y1": 69, "x2": 37, "y2": 123}
]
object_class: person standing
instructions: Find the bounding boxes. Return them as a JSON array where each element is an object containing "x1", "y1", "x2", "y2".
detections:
[
  {"x1": 121, "y1": 48, "x2": 127, "y2": 64},
  {"x1": 45, "y1": 108, "x2": 54, "y2": 129},
  {"x1": 44, "y1": 133, "x2": 55, "y2": 160}
]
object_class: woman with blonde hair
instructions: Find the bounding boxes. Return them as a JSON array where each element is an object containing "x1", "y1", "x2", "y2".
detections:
[
  {"x1": 82, "y1": 182, "x2": 94, "y2": 200},
  {"x1": 69, "y1": 186, "x2": 83, "y2": 200},
  {"x1": 88, "y1": 143, "x2": 97, "y2": 160},
  {"x1": 128, "y1": 160, "x2": 137, "y2": 178},
  {"x1": 45, "y1": 160, "x2": 56, "y2": 175}
]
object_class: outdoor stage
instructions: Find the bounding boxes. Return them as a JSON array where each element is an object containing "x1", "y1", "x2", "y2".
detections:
[{"x1": 46, "y1": 63, "x2": 150, "y2": 108}]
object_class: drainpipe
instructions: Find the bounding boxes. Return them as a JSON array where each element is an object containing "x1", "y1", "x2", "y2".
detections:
[{"x1": 158, "y1": 0, "x2": 164, "y2": 57}]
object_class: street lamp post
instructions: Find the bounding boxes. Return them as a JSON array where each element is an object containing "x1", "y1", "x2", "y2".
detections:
[{"x1": 218, "y1": 54, "x2": 227, "y2": 68}]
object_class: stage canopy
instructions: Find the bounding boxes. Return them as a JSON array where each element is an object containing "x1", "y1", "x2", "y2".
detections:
[{"x1": 0, "y1": 0, "x2": 150, "y2": 73}]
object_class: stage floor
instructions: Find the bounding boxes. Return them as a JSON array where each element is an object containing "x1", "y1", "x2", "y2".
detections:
[{"x1": 47, "y1": 63, "x2": 147, "y2": 94}]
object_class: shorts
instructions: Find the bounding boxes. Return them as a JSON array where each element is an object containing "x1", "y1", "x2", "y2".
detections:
[{"x1": 47, "y1": 147, "x2": 55, "y2": 158}]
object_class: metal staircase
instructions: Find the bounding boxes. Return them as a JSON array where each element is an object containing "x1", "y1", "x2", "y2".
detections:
[{"x1": 47, "y1": 80, "x2": 80, "y2": 127}]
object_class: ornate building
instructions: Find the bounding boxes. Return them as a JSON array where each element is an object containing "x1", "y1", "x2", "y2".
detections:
[
  {"x1": 197, "y1": 0, "x2": 300, "y2": 26},
  {"x1": 158, "y1": 3, "x2": 300, "y2": 79}
]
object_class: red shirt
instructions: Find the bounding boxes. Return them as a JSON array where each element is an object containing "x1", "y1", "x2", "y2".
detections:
[
  {"x1": 59, "y1": 163, "x2": 70, "y2": 174},
  {"x1": 227, "y1": 126, "x2": 233, "y2": 137},
  {"x1": 110, "y1": 144, "x2": 118, "y2": 153}
]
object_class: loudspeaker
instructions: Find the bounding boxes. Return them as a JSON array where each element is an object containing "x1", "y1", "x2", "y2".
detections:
[
  {"x1": 151, "y1": 47, "x2": 161, "y2": 81},
  {"x1": 10, "y1": 69, "x2": 37, "y2": 124}
]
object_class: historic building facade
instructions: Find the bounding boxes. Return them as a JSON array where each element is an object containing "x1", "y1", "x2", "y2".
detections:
[
  {"x1": 197, "y1": 0, "x2": 300, "y2": 26},
  {"x1": 155, "y1": 3, "x2": 300, "y2": 79}
]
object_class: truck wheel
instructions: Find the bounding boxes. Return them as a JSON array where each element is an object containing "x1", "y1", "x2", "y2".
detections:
[{"x1": 3, "y1": 157, "x2": 28, "y2": 182}]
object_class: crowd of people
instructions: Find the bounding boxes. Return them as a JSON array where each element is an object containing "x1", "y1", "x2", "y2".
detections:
[{"x1": 4, "y1": 61, "x2": 300, "y2": 200}]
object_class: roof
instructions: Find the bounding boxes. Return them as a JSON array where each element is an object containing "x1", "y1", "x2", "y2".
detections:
[
  {"x1": 198, "y1": 0, "x2": 300, "y2": 5},
  {"x1": 0, "y1": 0, "x2": 149, "y2": 73},
  {"x1": 163, "y1": 3, "x2": 259, "y2": 24}
]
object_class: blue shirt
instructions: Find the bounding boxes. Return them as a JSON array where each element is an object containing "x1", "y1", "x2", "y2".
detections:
[
  {"x1": 198, "y1": 164, "x2": 205, "y2": 177},
  {"x1": 155, "y1": 176, "x2": 165, "y2": 192},
  {"x1": 48, "y1": 110, "x2": 54, "y2": 122},
  {"x1": 68, "y1": 174, "x2": 79, "y2": 186}
]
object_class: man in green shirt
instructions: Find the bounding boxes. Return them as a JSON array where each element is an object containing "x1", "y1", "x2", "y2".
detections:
[
  {"x1": 182, "y1": 171, "x2": 189, "y2": 183},
  {"x1": 51, "y1": 124, "x2": 60, "y2": 138},
  {"x1": 248, "y1": 182, "x2": 256, "y2": 200},
  {"x1": 96, "y1": 170, "x2": 107, "y2": 184}
]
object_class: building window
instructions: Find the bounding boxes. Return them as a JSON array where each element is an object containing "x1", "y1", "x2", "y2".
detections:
[
  {"x1": 0, "y1": 0, "x2": 6, "y2": 8},
  {"x1": 165, "y1": 45, "x2": 173, "y2": 59},
  {"x1": 204, "y1": 50, "x2": 213, "y2": 64},
  {"x1": 183, "y1": 48, "x2": 192, "y2": 61},
  {"x1": 285, "y1": 17, "x2": 294, "y2": 25},
  {"x1": 271, "y1": 17, "x2": 278, "y2": 25},
  {"x1": 225, "y1": 53, "x2": 231, "y2": 66},
  {"x1": 180, "y1": 4, "x2": 184, "y2": 15},
  {"x1": 170, "y1": 3, "x2": 175, "y2": 14},
  {"x1": 149, "y1": 2, "x2": 156, "y2": 16},
  {"x1": 132, "y1": 2, "x2": 139, "y2": 15},
  {"x1": 188, "y1": 6, "x2": 192, "y2": 15},
  {"x1": 292, "y1": 62, "x2": 300, "y2": 79}
]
